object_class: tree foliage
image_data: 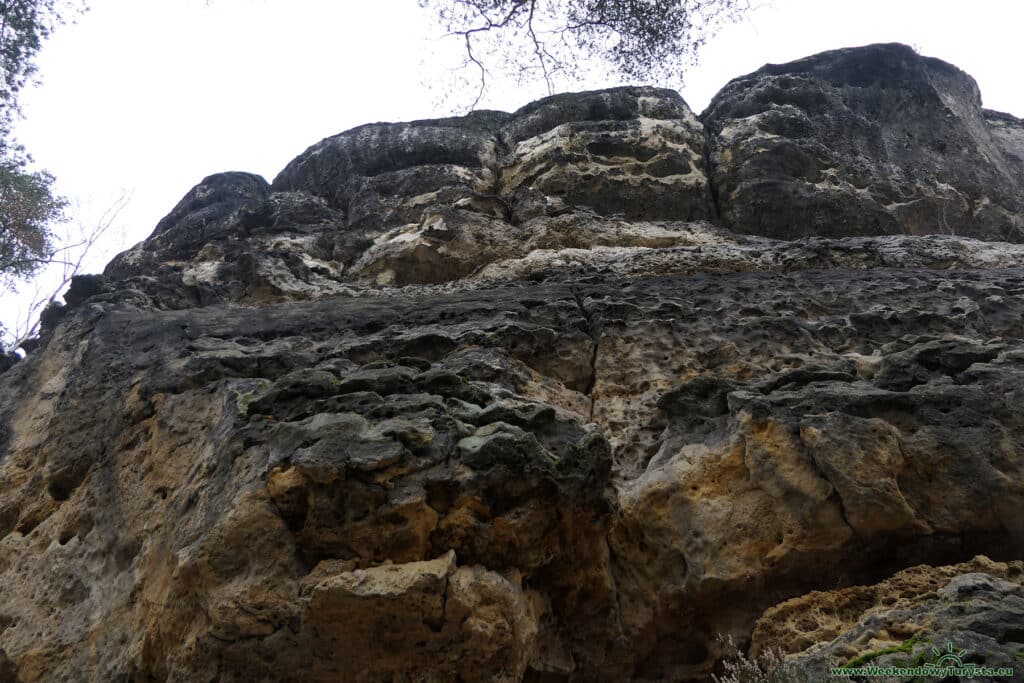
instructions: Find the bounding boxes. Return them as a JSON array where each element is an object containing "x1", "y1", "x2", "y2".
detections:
[
  {"x1": 0, "y1": 0, "x2": 80, "y2": 287},
  {"x1": 420, "y1": 0, "x2": 750, "y2": 106},
  {"x1": 0, "y1": 159, "x2": 63, "y2": 283},
  {"x1": 0, "y1": 1, "x2": 87, "y2": 355},
  {"x1": 0, "y1": 1, "x2": 64, "y2": 115}
]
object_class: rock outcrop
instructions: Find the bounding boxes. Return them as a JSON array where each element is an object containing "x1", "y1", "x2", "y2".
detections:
[
  {"x1": 703, "y1": 43, "x2": 1024, "y2": 241},
  {"x1": 753, "y1": 556, "x2": 1024, "y2": 679},
  {"x1": 2, "y1": 44, "x2": 1023, "y2": 682}
]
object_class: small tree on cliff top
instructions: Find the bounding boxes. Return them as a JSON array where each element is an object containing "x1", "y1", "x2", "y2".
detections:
[
  {"x1": 0, "y1": 1, "x2": 92, "y2": 353},
  {"x1": 0, "y1": 1, "x2": 84, "y2": 287},
  {"x1": 420, "y1": 0, "x2": 751, "y2": 107}
]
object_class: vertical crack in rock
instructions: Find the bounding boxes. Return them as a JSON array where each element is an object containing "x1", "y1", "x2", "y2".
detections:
[
  {"x1": 828, "y1": 491, "x2": 862, "y2": 543},
  {"x1": 431, "y1": 569, "x2": 452, "y2": 635},
  {"x1": 570, "y1": 285, "x2": 601, "y2": 423},
  {"x1": 803, "y1": 446, "x2": 863, "y2": 542},
  {"x1": 603, "y1": 536, "x2": 628, "y2": 640},
  {"x1": 700, "y1": 116, "x2": 723, "y2": 221}
]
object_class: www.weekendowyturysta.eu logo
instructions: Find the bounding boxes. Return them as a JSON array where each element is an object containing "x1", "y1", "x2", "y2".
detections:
[
  {"x1": 830, "y1": 640, "x2": 1016, "y2": 679},
  {"x1": 927, "y1": 642, "x2": 969, "y2": 670}
]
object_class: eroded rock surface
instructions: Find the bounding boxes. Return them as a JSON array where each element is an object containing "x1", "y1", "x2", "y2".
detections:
[
  {"x1": 2, "y1": 43, "x2": 1024, "y2": 682},
  {"x1": 753, "y1": 557, "x2": 1024, "y2": 680},
  {"x1": 703, "y1": 43, "x2": 1024, "y2": 241}
]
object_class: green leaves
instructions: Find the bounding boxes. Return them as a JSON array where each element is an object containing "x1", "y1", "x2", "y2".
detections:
[
  {"x1": 0, "y1": 0, "x2": 76, "y2": 121},
  {"x1": 422, "y1": 0, "x2": 750, "y2": 107},
  {"x1": 0, "y1": 158, "x2": 64, "y2": 283},
  {"x1": 0, "y1": 0, "x2": 82, "y2": 288}
]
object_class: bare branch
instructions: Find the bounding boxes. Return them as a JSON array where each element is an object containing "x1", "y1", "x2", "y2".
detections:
[
  {"x1": 421, "y1": 0, "x2": 752, "y2": 109},
  {"x1": 6, "y1": 190, "x2": 130, "y2": 351},
  {"x1": 524, "y1": 0, "x2": 553, "y2": 94},
  {"x1": 463, "y1": 31, "x2": 486, "y2": 110}
]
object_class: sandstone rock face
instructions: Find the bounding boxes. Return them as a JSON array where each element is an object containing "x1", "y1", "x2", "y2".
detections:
[
  {"x1": 985, "y1": 109, "x2": 1024, "y2": 178},
  {"x1": 2, "y1": 44, "x2": 1024, "y2": 682},
  {"x1": 499, "y1": 88, "x2": 713, "y2": 224}
]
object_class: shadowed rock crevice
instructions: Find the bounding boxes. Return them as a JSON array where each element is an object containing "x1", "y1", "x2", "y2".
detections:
[{"x1": 570, "y1": 286, "x2": 601, "y2": 424}]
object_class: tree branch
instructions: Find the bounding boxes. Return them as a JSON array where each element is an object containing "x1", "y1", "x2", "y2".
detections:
[
  {"x1": 422, "y1": 0, "x2": 751, "y2": 109},
  {"x1": 6, "y1": 190, "x2": 130, "y2": 351}
]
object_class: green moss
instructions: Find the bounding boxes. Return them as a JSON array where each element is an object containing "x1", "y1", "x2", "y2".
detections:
[
  {"x1": 235, "y1": 390, "x2": 258, "y2": 417},
  {"x1": 844, "y1": 634, "x2": 925, "y2": 668},
  {"x1": 1016, "y1": 649, "x2": 1024, "y2": 660},
  {"x1": 232, "y1": 379, "x2": 272, "y2": 417}
]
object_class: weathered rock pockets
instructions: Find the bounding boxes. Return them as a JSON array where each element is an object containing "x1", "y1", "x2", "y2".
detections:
[
  {"x1": 102, "y1": 44, "x2": 1024, "y2": 303},
  {"x1": 1, "y1": 42, "x2": 1024, "y2": 682}
]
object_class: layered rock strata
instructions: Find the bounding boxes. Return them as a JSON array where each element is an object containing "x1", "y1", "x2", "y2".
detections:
[{"x1": 1, "y1": 43, "x2": 1023, "y2": 682}]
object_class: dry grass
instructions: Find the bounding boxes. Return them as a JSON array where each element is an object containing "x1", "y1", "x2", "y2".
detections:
[{"x1": 712, "y1": 635, "x2": 812, "y2": 683}]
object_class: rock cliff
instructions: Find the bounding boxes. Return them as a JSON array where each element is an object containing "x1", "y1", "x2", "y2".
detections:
[{"x1": 1, "y1": 43, "x2": 1023, "y2": 682}]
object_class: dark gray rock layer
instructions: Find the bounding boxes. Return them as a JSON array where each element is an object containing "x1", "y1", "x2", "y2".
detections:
[{"x1": 702, "y1": 43, "x2": 1024, "y2": 240}]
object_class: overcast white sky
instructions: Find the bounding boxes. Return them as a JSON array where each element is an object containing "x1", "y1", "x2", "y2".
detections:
[{"x1": 3, "y1": 0, "x2": 1022, "y2": 339}]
